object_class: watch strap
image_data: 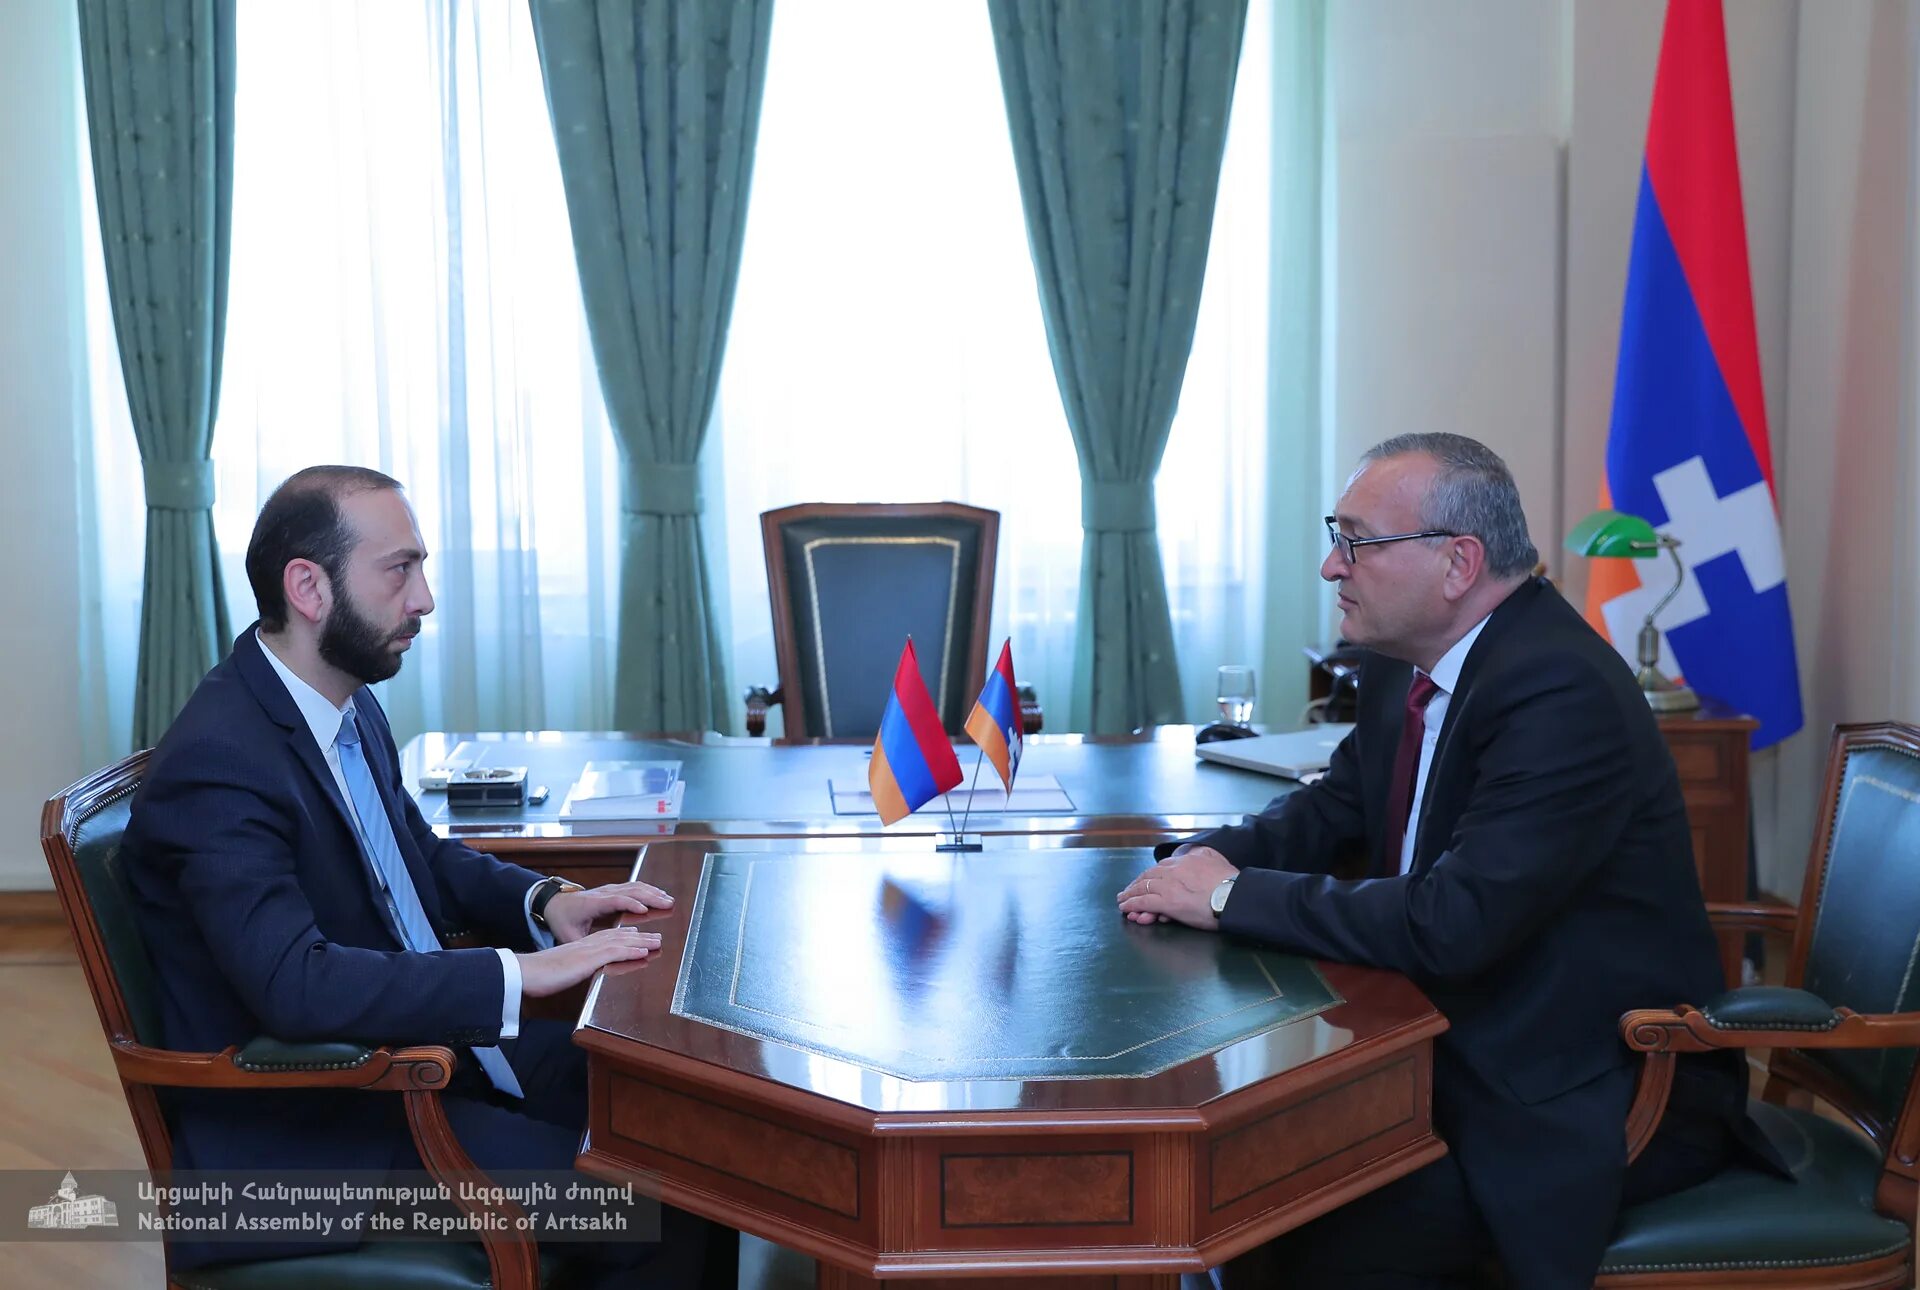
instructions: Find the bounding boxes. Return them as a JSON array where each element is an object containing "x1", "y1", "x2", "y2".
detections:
[{"x1": 529, "y1": 877, "x2": 580, "y2": 930}]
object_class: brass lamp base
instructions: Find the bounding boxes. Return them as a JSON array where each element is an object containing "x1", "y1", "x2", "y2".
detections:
[
  {"x1": 1634, "y1": 620, "x2": 1699, "y2": 712},
  {"x1": 1637, "y1": 670, "x2": 1701, "y2": 712}
]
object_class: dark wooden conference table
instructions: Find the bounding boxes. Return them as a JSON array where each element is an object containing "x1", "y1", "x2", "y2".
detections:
[
  {"x1": 399, "y1": 727, "x2": 1309, "y2": 879},
  {"x1": 402, "y1": 730, "x2": 1448, "y2": 1287}
]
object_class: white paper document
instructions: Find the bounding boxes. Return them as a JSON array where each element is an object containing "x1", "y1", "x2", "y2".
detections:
[
  {"x1": 560, "y1": 761, "x2": 686, "y2": 820},
  {"x1": 827, "y1": 773, "x2": 1075, "y2": 816}
]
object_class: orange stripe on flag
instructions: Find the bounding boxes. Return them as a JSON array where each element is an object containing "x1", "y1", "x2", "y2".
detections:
[
  {"x1": 1580, "y1": 482, "x2": 1636, "y2": 642},
  {"x1": 1585, "y1": 557, "x2": 1641, "y2": 643},
  {"x1": 868, "y1": 734, "x2": 910, "y2": 825},
  {"x1": 964, "y1": 705, "x2": 1012, "y2": 790}
]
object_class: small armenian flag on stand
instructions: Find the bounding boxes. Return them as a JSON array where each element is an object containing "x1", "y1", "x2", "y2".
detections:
[{"x1": 868, "y1": 639, "x2": 963, "y2": 827}]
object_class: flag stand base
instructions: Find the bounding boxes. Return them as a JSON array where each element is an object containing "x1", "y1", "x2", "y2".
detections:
[{"x1": 934, "y1": 833, "x2": 984, "y2": 852}]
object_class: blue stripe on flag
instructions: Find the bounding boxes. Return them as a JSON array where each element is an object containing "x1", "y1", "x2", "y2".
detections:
[
  {"x1": 1667, "y1": 561, "x2": 1802, "y2": 748},
  {"x1": 980, "y1": 672, "x2": 1017, "y2": 731},
  {"x1": 1607, "y1": 171, "x2": 1765, "y2": 519},
  {"x1": 879, "y1": 699, "x2": 939, "y2": 808},
  {"x1": 1608, "y1": 169, "x2": 1802, "y2": 748}
]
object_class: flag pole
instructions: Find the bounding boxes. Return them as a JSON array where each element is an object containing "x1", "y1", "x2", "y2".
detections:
[{"x1": 956, "y1": 744, "x2": 987, "y2": 836}]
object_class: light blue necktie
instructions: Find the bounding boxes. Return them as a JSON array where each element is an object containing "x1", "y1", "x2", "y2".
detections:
[{"x1": 335, "y1": 707, "x2": 523, "y2": 1098}]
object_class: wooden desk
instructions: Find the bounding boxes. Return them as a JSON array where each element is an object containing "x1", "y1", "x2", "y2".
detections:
[
  {"x1": 406, "y1": 713, "x2": 1756, "y2": 981},
  {"x1": 1658, "y1": 701, "x2": 1759, "y2": 986},
  {"x1": 401, "y1": 728, "x2": 1299, "y2": 885},
  {"x1": 576, "y1": 838, "x2": 1447, "y2": 1286}
]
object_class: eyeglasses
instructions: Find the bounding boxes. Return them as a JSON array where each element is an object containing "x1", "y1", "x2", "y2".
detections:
[{"x1": 1324, "y1": 515, "x2": 1458, "y2": 564}]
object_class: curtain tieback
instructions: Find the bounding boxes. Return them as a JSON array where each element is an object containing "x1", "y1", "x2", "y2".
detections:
[
  {"x1": 1081, "y1": 480, "x2": 1156, "y2": 533},
  {"x1": 623, "y1": 462, "x2": 702, "y2": 516},
  {"x1": 144, "y1": 460, "x2": 216, "y2": 512}
]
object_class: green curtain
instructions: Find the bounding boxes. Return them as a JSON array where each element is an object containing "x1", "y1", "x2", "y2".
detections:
[
  {"x1": 529, "y1": 0, "x2": 772, "y2": 733},
  {"x1": 76, "y1": 0, "x2": 235, "y2": 747},
  {"x1": 990, "y1": 0, "x2": 1247, "y2": 734}
]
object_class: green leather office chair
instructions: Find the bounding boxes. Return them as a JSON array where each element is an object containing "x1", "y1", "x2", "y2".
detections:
[
  {"x1": 1599, "y1": 721, "x2": 1920, "y2": 1288},
  {"x1": 744, "y1": 501, "x2": 1039, "y2": 740},
  {"x1": 40, "y1": 752, "x2": 571, "y2": 1290}
]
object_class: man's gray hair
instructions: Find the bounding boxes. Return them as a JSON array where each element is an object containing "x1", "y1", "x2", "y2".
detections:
[{"x1": 1360, "y1": 433, "x2": 1539, "y2": 578}]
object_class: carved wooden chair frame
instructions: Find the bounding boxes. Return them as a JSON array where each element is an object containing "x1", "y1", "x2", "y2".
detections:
[
  {"x1": 41, "y1": 751, "x2": 542, "y2": 1290},
  {"x1": 1607, "y1": 722, "x2": 1920, "y2": 1289}
]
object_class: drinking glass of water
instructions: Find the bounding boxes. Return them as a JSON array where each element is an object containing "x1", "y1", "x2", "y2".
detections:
[{"x1": 1216, "y1": 665, "x2": 1256, "y2": 727}]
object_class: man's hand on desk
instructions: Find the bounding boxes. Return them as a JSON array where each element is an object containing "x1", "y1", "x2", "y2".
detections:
[
  {"x1": 518, "y1": 926, "x2": 661, "y2": 997},
  {"x1": 543, "y1": 880, "x2": 675, "y2": 943},
  {"x1": 1117, "y1": 845, "x2": 1238, "y2": 931}
]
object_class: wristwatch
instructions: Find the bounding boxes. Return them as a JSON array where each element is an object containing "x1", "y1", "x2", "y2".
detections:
[
  {"x1": 529, "y1": 876, "x2": 582, "y2": 932},
  {"x1": 1209, "y1": 875, "x2": 1238, "y2": 918}
]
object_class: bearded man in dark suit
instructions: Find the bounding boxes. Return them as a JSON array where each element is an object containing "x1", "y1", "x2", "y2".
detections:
[
  {"x1": 122, "y1": 465, "x2": 726, "y2": 1286},
  {"x1": 1119, "y1": 434, "x2": 1782, "y2": 1289}
]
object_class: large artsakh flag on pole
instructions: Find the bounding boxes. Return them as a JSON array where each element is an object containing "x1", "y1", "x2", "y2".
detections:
[{"x1": 1587, "y1": 0, "x2": 1803, "y2": 749}]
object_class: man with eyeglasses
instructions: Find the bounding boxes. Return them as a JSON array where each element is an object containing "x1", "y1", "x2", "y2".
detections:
[{"x1": 1117, "y1": 434, "x2": 1783, "y2": 1289}]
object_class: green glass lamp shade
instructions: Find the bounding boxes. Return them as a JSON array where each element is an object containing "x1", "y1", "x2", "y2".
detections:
[
  {"x1": 1562, "y1": 509, "x2": 1699, "y2": 712},
  {"x1": 1565, "y1": 509, "x2": 1660, "y2": 559}
]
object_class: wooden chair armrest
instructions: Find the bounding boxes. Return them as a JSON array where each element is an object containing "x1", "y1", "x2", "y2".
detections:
[
  {"x1": 1624, "y1": 1051, "x2": 1676, "y2": 1166},
  {"x1": 110, "y1": 1038, "x2": 455, "y2": 1091},
  {"x1": 744, "y1": 685, "x2": 782, "y2": 738},
  {"x1": 402, "y1": 1078, "x2": 539, "y2": 1290},
  {"x1": 1622, "y1": 1003, "x2": 1920, "y2": 1053},
  {"x1": 112, "y1": 1037, "x2": 537, "y2": 1289},
  {"x1": 1705, "y1": 899, "x2": 1798, "y2": 937}
]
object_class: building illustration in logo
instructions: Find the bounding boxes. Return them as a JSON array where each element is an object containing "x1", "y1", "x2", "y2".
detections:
[{"x1": 28, "y1": 1171, "x2": 119, "y2": 1229}]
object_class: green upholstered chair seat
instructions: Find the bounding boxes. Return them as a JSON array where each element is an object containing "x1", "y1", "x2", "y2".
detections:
[
  {"x1": 1600, "y1": 1101, "x2": 1910, "y2": 1275},
  {"x1": 174, "y1": 1242, "x2": 576, "y2": 1290}
]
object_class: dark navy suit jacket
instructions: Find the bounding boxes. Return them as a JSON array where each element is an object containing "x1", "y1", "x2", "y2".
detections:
[
  {"x1": 1183, "y1": 578, "x2": 1779, "y2": 1288},
  {"x1": 122, "y1": 627, "x2": 548, "y2": 1261}
]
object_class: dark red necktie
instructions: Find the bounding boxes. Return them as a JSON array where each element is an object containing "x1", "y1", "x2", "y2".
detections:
[{"x1": 1380, "y1": 673, "x2": 1441, "y2": 876}]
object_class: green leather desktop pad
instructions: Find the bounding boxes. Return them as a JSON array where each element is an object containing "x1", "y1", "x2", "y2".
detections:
[{"x1": 670, "y1": 849, "x2": 1340, "y2": 1082}]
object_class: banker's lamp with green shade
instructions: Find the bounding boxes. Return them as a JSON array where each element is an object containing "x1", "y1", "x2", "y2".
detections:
[{"x1": 1565, "y1": 509, "x2": 1700, "y2": 712}]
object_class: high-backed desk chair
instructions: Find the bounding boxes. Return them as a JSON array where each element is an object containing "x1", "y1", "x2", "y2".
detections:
[
  {"x1": 41, "y1": 753, "x2": 562, "y2": 1289},
  {"x1": 1601, "y1": 722, "x2": 1920, "y2": 1288},
  {"x1": 745, "y1": 501, "x2": 1040, "y2": 739}
]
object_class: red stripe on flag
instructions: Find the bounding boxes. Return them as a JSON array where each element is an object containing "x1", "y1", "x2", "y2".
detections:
[
  {"x1": 1643, "y1": 0, "x2": 1775, "y2": 491},
  {"x1": 892, "y1": 641, "x2": 962, "y2": 791}
]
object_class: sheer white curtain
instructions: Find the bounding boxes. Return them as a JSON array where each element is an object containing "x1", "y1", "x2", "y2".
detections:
[
  {"x1": 79, "y1": 0, "x2": 621, "y2": 757},
  {"x1": 77, "y1": 0, "x2": 1283, "y2": 758},
  {"x1": 712, "y1": 0, "x2": 1274, "y2": 734}
]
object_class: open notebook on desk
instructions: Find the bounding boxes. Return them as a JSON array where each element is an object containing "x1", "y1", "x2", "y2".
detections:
[{"x1": 1193, "y1": 724, "x2": 1355, "y2": 781}]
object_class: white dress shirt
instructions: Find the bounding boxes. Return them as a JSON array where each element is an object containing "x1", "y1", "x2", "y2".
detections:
[
  {"x1": 1398, "y1": 613, "x2": 1494, "y2": 876},
  {"x1": 256, "y1": 631, "x2": 542, "y2": 1036}
]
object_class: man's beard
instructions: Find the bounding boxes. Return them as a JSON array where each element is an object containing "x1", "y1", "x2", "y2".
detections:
[{"x1": 319, "y1": 587, "x2": 420, "y2": 685}]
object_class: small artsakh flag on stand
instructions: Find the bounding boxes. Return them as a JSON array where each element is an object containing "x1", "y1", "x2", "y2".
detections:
[{"x1": 963, "y1": 639, "x2": 1023, "y2": 792}]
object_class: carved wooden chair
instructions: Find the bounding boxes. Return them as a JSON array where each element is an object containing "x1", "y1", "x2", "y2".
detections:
[
  {"x1": 41, "y1": 751, "x2": 567, "y2": 1289},
  {"x1": 744, "y1": 501, "x2": 1040, "y2": 739},
  {"x1": 1600, "y1": 722, "x2": 1920, "y2": 1288}
]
